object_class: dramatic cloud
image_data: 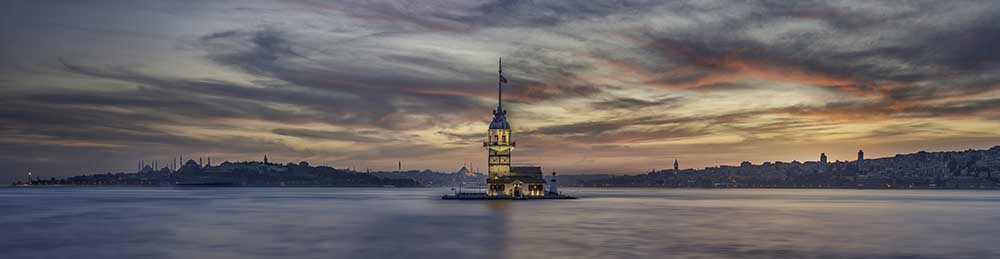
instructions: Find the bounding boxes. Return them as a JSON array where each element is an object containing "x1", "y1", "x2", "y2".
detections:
[{"x1": 2, "y1": 0, "x2": 1000, "y2": 181}]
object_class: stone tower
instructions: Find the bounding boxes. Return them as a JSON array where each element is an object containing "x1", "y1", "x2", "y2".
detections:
[
  {"x1": 481, "y1": 58, "x2": 546, "y2": 197},
  {"x1": 486, "y1": 58, "x2": 514, "y2": 196}
]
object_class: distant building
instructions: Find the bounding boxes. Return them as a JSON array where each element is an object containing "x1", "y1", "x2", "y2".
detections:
[
  {"x1": 548, "y1": 172, "x2": 559, "y2": 195},
  {"x1": 858, "y1": 149, "x2": 864, "y2": 173},
  {"x1": 674, "y1": 159, "x2": 679, "y2": 174},
  {"x1": 455, "y1": 164, "x2": 477, "y2": 177},
  {"x1": 820, "y1": 153, "x2": 828, "y2": 164},
  {"x1": 484, "y1": 59, "x2": 545, "y2": 197}
]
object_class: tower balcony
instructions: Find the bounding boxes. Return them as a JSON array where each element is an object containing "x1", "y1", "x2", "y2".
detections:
[{"x1": 484, "y1": 141, "x2": 515, "y2": 147}]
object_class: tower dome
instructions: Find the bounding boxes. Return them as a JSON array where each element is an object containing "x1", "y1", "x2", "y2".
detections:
[{"x1": 489, "y1": 110, "x2": 510, "y2": 130}]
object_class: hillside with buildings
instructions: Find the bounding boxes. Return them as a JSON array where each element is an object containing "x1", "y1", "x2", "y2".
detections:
[
  {"x1": 16, "y1": 159, "x2": 420, "y2": 187},
  {"x1": 15, "y1": 146, "x2": 1000, "y2": 189},
  {"x1": 576, "y1": 146, "x2": 1000, "y2": 189}
]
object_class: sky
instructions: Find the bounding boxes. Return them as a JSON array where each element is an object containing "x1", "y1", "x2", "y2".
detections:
[{"x1": 2, "y1": 0, "x2": 1000, "y2": 181}]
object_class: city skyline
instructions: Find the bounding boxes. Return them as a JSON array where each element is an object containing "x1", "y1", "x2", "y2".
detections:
[{"x1": 3, "y1": 1, "x2": 1000, "y2": 182}]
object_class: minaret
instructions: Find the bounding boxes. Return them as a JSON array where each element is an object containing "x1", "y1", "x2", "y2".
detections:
[
  {"x1": 819, "y1": 152, "x2": 829, "y2": 173},
  {"x1": 485, "y1": 57, "x2": 514, "y2": 196},
  {"x1": 857, "y1": 150, "x2": 864, "y2": 173},
  {"x1": 264, "y1": 155, "x2": 268, "y2": 164},
  {"x1": 673, "y1": 159, "x2": 679, "y2": 174},
  {"x1": 398, "y1": 160, "x2": 402, "y2": 172}
]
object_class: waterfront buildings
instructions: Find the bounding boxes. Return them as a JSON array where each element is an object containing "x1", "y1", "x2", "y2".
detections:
[{"x1": 577, "y1": 147, "x2": 1000, "y2": 189}]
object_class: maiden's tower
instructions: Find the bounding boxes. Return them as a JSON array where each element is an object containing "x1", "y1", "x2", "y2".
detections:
[{"x1": 444, "y1": 58, "x2": 572, "y2": 200}]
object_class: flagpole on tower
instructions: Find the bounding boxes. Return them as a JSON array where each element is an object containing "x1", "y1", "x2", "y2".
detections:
[
  {"x1": 498, "y1": 57, "x2": 502, "y2": 111},
  {"x1": 497, "y1": 57, "x2": 508, "y2": 114}
]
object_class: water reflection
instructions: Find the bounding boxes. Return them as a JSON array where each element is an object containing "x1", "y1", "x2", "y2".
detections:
[
  {"x1": 1, "y1": 188, "x2": 999, "y2": 259},
  {"x1": 483, "y1": 200, "x2": 511, "y2": 259}
]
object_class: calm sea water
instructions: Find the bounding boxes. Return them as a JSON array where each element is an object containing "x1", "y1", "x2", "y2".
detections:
[{"x1": 2, "y1": 187, "x2": 998, "y2": 259}]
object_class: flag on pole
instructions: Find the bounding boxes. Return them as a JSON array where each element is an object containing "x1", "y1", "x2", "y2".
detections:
[{"x1": 499, "y1": 58, "x2": 508, "y2": 84}]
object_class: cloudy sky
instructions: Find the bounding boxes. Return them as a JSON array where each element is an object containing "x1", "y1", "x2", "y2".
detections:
[{"x1": 2, "y1": 0, "x2": 1000, "y2": 181}]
